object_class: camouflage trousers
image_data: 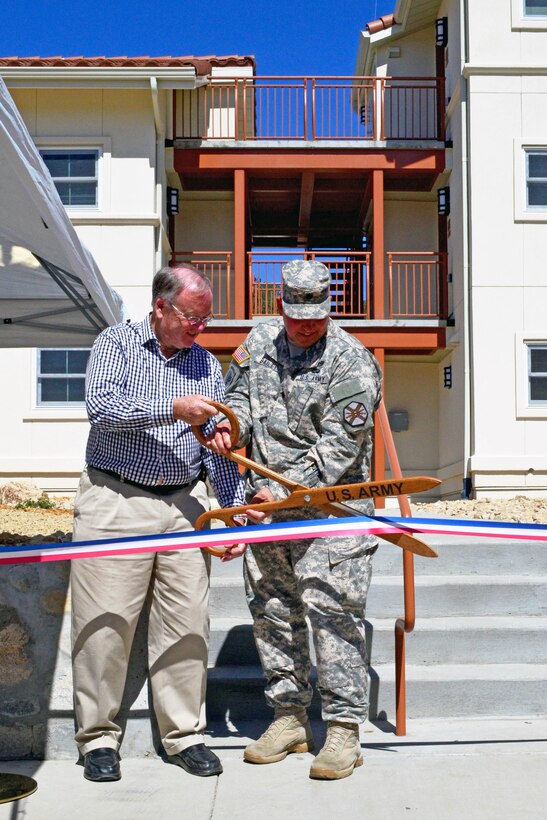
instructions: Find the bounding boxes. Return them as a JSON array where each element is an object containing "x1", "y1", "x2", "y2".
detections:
[{"x1": 243, "y1": 534, "x2": 375, "y2": 723}]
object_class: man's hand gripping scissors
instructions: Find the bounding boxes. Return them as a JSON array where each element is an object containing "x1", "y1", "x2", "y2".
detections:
[{"x1": 192, "y1": 402, "x2": 440, "y2": 559}]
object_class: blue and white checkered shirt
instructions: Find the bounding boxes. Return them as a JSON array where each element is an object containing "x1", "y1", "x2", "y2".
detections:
[{"x1": 84, "y1": 315, "x2": 245, "y2": 509}]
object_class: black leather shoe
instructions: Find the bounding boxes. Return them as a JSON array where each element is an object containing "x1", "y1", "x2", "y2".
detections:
[
  {"x1": 168, "y1": 744, "x2": 223, "y2": 777},
  {"x1": 83, "y1": 747, "x2": 121, "y2": 782}
]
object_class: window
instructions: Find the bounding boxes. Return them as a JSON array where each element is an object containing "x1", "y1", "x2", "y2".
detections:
[
  {"x1": 526, "y1": 151, "x2": 547, "y2": 207},
  {"x1": 524, "y1": 0, "x2": 547, "y2": 16},
  {"x1": 514, "y1": 141, "x2": 547, "y2": 221},
  {"x1": 529, "y1": 346, "x2": 547, "y2": 403},
  {"x1": 37, "y1": 349, "x2": 90, "y2": 406},
  {"x1": 40, "y1": 149, "x2": 99, "y2": 207},
  {"x1": 512, "y1": 0, "x2": 547, "y2": 27}
]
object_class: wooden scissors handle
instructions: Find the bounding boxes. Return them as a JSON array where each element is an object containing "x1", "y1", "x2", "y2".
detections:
[
  {"x1": 192, "y1": 401, "x2": 302, "y2": 492},
  {"x1": 191, "y1": 400, "x2": 240, "y2": 449}
]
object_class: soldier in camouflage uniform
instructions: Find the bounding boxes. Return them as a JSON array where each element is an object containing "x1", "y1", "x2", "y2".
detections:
[{"x1": 212, "y1": 260, "x2": 382, "y2": 780}]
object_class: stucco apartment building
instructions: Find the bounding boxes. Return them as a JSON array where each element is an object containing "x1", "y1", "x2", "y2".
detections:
[{"x1": 1, "y1": 0, "x2": 546, "y2": 500}]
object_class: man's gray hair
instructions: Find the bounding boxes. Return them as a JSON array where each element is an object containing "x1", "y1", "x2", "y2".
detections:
[{"x1": 152, "y1": 265, "x2": 212, "y2": 306}]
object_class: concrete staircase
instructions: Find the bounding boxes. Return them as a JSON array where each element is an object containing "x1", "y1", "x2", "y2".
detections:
[
  {"x1": 7, "y1": 523, "x2": 545, "y2": 759},
  {"x1": 207, "y1": 529, "x2": 547, "y2": 723}
]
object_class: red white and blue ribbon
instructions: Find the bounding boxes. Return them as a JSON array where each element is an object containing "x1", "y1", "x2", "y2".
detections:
[{"x1": 1, "y1": 514, "x2": 547, "y2": 565}]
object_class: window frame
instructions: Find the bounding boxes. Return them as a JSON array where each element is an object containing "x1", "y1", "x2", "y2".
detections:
[
  {"x1": 34, "y1": 137, "x2": 111, "y2": 214},
  {"x1": 39, "y1": 147, "x2": 100, "y2": 209},
  {"x1": 525, "y1": 149, "x2": 547, "y2": 209},
  {"x1": 515, "y1": 334, "x2": 547, "y2": 418},
  {"x1": 35, "y1": 348, "x2": 91, "y2": 408},
  {"x1": 513, "y1": 141, "x2": 547, "y2": 222},
  {"x1": 528, "y1": 344, "x2": 547, "y2": 404},
  {"x1": 511, "y1": 0, "x2": 547, "y2": 28},
  {"x1": 524, "y1": 0, "x2": 547, "y2": 17}
]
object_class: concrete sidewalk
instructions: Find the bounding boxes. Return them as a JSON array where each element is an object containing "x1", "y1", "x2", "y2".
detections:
[{"x1": 0, "y1": 718, "x2": 545, "y2": 820}]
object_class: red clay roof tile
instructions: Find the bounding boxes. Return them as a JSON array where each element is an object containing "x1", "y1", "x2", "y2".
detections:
[{"x1": 0, "y1": 55, "x2": 255, "y2": 74}]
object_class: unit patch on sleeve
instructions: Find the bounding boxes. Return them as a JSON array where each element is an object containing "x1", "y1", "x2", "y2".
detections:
[
  {"x1": 343, "y1": 400, "x2": 368, "y2": 428},
  {"x1": 232, "y1": 344, "x2": 250, "y2": 365}
]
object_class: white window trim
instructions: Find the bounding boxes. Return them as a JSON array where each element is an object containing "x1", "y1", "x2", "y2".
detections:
[
  {"x1": 513, "y1": 140, "x2": 547, "y2": 222},
  {"x1": 511, "y1": 0, "x2": 547, "y2": 29},
  {"x1": 34, "y1": 348, "x2": 90, "y2": 411},
  {"x1": 515, "y1": 333, "x2": 547, "y2": 418},
  {"x1": 35, "y1": 136, "x2": 111, "y2": 214}
]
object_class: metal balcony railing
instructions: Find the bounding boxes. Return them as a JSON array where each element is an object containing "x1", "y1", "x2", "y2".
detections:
[
  {"x1": 170, "y1": 251, "x2": 232, "y2": 319},
  {"x1": 249, "y1": 251, "x2": 370, "y2": 318},
  {"x1": 174, "y1": 76, "x2": 445, "y2": 142},
  {"x1": 388, "y1": 252, "x2": 447, "y2": 319},
  {"x1": 170, "y1": 250, "x2": 447, "y2": 321}
]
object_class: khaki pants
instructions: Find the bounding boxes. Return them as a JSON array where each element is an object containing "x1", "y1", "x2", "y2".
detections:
[{"x1": 70, "y1": 467, "x2": 211, "y2": 756}]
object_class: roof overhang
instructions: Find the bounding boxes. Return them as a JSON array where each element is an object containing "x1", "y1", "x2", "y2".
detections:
[
  {"x1": 0, "y1": 55, "x2": 256, "y2": 89},
  {"x1": 354, "y1": 0, "x2": 440, "y2": 76}
]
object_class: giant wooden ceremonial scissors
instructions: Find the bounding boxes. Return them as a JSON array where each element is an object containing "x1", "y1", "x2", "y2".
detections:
[{"x1": 192, "y1": 402, "x2": 440, "y2": 559}]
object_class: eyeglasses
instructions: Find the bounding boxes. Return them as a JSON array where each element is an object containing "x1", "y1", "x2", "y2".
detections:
[{"x1": 169, "y1": 302, "x2": 214, "y2": 327}]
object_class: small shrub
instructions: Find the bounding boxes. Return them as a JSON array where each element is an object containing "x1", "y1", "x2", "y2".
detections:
[{"x1": 15, "y1": 498, "x2": 56, "y2": 510}]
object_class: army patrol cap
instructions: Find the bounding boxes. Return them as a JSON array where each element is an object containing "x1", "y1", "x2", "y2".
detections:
[{"x1": 281, "y1": 260, "x2": 331, "y2": 319}]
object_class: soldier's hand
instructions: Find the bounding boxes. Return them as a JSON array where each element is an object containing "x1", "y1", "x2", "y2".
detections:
[
  {"x1": 220, "y1": 542, "x2": 247, "y2": 562},
  {"x1": 245, "y1": 487, "x2": 275, "y2": 523},
  {"x1": 173, "y1": 395, "x2": 218, "y2": 425},
  {"x1": 206, "y1": 420, "x2": 233, "y2": 454}
]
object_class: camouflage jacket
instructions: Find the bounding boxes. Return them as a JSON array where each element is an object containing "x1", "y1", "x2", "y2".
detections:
[{"x1": 224, "y1": 318, "x2": 382, "y2": 504}]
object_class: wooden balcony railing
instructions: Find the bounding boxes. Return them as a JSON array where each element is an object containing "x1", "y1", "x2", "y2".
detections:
[
  {"x1": 174, "y1": 76, "x2": 445, "y2": 142},
  {"x1": 170, "y1": 250, "x2": 447, "y2": 321},
  {"x1": 388, "y1": 252, "x2": 447, "y2": 319}
]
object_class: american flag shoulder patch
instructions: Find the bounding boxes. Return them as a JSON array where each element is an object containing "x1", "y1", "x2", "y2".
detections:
[{"x1": 232, "y1": 344, "x2": 250, "y2": 364}]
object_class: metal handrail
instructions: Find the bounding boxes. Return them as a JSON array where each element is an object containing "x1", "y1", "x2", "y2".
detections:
[{"x1": 376, "y1": 399, "x2": 415, "y2": 736}]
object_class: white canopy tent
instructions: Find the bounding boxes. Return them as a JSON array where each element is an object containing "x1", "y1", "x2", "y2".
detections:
[{"x1": 0, "y1": 76, "x2": 126, "y2": 347}]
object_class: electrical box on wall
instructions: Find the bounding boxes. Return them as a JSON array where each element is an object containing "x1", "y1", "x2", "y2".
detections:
[{"x1": 388, "y1": 410, "x2": 409, "y2": 432}]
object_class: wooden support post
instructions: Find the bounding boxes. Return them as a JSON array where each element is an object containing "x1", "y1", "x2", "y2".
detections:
[
  {"x1": 372, "y1": 170, "x2": 385, "y2": 320},
  {"x1": 233, "y1": 169, "x2": 247, "y2": 320}
]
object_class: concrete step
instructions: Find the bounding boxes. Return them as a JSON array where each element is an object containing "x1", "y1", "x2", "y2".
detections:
[
  {"x1": 208, "y1": 615, "x2": 547, "y2": 666},
  {"x1": 210, "y1": 537, "x2": 547, "y2": 578},
  {"x1": 206, "y1": 663, "x2": 547, "y2": 722},
  {"x1": 369, "y1": 575, "x2": 547, "y2": 617},
  {"x1": 210, "y1": 574, "x2": 547, "y2": 618},
  {"x1": 36, "y1": 660, "x2": 547, "y2": 760}
]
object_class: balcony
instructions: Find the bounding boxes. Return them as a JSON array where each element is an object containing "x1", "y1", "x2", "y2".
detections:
[
  {"x1": 171, "y1": 250, "x2": 447, "y2": 322},
  {"x1": 173, "y1": 77, "x2": 444, "y2": 142},
  {"x1": 174, "y1": 75, "x2": 445, "y2": 143}
]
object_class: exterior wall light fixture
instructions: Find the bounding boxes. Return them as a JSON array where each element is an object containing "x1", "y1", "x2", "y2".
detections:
[
  {"x1": 435, "y1": 17, "x2": 448, "y2": 47},
  {"x1": 444, "y1": 365, "x2": 452, "y2": 388},
  {"x1": 167, "y1": 186, "x2": 179, "y2": 216},
  {"x1": 437, "y1": 186, "x2": 450, "y2": 216}
]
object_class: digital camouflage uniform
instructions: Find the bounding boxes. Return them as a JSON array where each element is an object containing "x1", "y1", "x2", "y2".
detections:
[{"x1": 224, "y1": 317, "x2": 382, "y2": 723}]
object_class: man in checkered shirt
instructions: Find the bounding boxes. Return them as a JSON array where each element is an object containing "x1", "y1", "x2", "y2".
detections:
[{"x1": 71, "y1": 265, "x2": 245, "y2": 782}]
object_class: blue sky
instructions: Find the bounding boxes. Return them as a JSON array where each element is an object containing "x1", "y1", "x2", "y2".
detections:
[{"x1": 1, "y1": 0, "x2": 394, "y2": 76}]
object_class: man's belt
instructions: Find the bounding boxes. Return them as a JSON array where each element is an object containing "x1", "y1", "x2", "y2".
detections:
[
  {"x1": 89, "y1": 466, "x2": 195, "y2": 496},
  {"x1": 192, "y1": 402, "x2": 441, "y2": 559}
]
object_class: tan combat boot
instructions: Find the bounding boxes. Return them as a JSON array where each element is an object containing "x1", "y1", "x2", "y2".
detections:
[
  {"x1": 244, "y1": 707, "x2": 314, "y2": 764},
  {"x1": 309, "y1": 721, "x2": 363, "y2": 780}
]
